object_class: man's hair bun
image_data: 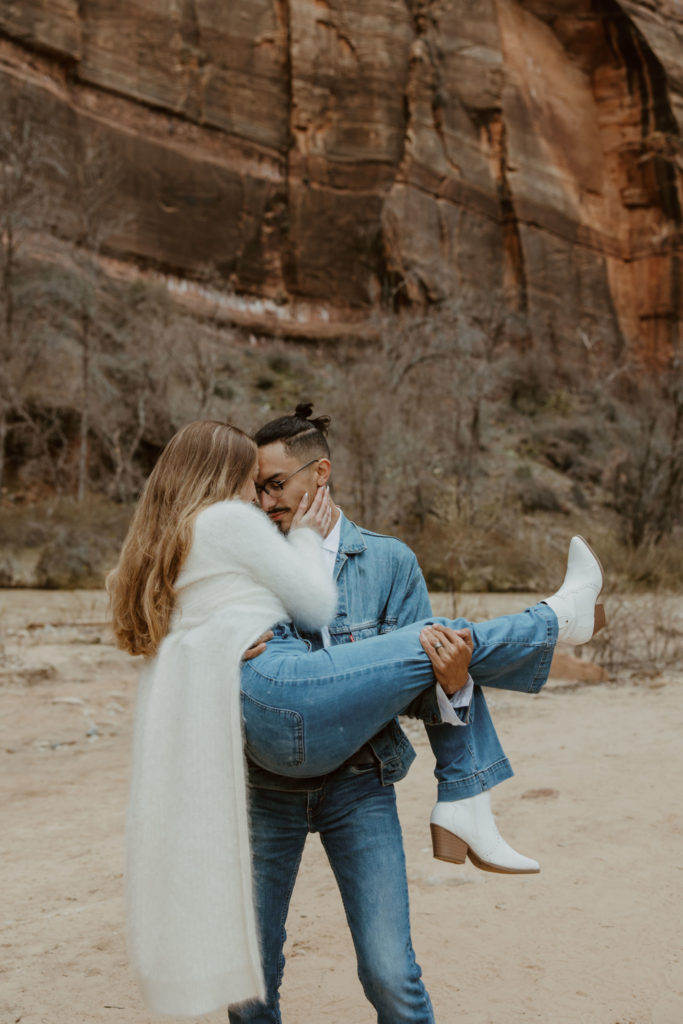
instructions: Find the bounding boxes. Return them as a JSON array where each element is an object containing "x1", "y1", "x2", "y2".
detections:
[
  {"x1": 254, "y1": 402, "x2": 331, "y2": 453},
  {"x1": 294, "y1": 402, "x2": 331, "y2": 435}
]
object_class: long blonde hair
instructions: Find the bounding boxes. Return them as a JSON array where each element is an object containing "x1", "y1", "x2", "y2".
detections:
[{"x1": 107, "y1": 420, "x2": 257, "y2": 657}]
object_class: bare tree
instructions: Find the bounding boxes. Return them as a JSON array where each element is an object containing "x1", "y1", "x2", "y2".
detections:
[
  {"x1": 608, "y1": 367, "x2": 683, "y2": 548},
  {"x1": 60, "y1": 131, "x2": 129, "y2": 501},
  {"x1": 178, "y1": 319, "x2": 234, "y2": 420},
  {"x1": 0, "y1": 96, "x2": 55, "y2": 490},
  {"x1": 329, "y1": 302, "x2": 505, "y2": 532},
  {"x1": 98, "y1": 284, "x2": 177, "y2": 501}
]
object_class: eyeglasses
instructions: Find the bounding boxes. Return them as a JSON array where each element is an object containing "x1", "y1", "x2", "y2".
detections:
[{"x1": 255, "y1": 459, "x2": 320, "y2": 498}]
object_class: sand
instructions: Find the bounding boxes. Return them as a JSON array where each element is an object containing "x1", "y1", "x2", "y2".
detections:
[{"x1": 1, "y1": 589, "x2": 682, "y2": 1024}]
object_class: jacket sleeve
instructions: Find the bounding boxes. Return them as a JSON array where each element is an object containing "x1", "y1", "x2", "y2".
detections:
[
  {"x1": 390, "y1": 550, "x2": 432, "y2": 628},
  {"x1": 195, "y1": 501, "x2": 338, "y2": 631},
  {"x1": 374, "y1": 540, "x2": 432, "y2": 627}
]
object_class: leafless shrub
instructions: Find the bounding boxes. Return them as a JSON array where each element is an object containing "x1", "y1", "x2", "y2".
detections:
[
  {"x1": 605, "y1": 367, "x2": 683, "y2": 548},
  {"x1": 593, "y1": 526, "x2": 683, "y2": 591},
  {"x1": 327, "y1": 301, "x2": 507, "y2": 532},
  {"x1": 591, "y1": 593, "x2": 683, "y2": 678}
]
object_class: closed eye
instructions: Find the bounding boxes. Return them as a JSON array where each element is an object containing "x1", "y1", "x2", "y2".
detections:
[{"x1": 256, "y1": 480, "x2": 285, "y2": 496}]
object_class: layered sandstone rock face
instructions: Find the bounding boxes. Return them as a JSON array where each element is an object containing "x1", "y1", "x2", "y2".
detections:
[{"x1": 1, "y1": 0, "x2": 681, "y2": 362}]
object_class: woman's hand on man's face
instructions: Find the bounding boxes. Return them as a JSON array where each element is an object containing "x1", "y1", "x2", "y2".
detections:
[{"x1": 291, "y1": 485, "x2": 333, "y2": 538}]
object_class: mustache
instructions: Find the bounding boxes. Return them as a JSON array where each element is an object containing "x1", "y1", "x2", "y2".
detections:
[{"x1": 267, "y1": 507, "x2": 289, "y2": 516}]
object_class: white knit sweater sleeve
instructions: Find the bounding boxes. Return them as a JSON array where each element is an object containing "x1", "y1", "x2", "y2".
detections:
[{"x1": 194, "y1": 500, "x2": 338, "y2": 630}]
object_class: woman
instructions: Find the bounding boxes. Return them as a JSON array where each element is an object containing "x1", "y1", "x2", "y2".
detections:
[{"x1": 109, "y1": 420, "x2": 604, "y2": 1017}]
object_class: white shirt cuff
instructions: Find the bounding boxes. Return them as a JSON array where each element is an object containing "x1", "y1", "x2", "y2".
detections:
[{"x1": 434, "y1": 674, "x2": 474, "y2": 726}]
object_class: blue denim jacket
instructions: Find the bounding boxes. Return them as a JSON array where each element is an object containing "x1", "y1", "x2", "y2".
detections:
[{"x1": 247, "y1": 514, "x2": 442, "y2": 791}]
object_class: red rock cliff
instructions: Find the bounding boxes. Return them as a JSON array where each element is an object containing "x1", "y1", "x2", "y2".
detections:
[{"x1": 1, "y1": 0, "x2": 681, "y2": 363}]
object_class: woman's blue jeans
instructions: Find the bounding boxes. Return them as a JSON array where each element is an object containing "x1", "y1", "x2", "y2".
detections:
[{"x1": 241, "y1": 603, "x2": 557, "y2": 781}]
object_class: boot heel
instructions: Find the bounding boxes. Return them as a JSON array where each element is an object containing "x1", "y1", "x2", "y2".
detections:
[
  {"x1": 593, "y1": 603, "x2": 606, "y2": 635},
  {"x1": 430, "y1": 823, "x2": 468, "y2": 864}
]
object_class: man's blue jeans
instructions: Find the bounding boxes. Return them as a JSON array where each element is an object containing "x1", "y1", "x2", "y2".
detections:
[
  {"x1": 241, "y1": 604, "x2": 558, "y2": 780},
  {"x1": 228, "y1": 765, "x2": 435, "y2": 1024}
]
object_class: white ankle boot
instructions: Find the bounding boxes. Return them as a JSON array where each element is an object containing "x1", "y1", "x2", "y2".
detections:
[
  {"x1": 544, "y1": 535, "x2": 606, "y2": 644},
  {"x1": 430, "y1": 792, "x2": 540, "y2": 874}
]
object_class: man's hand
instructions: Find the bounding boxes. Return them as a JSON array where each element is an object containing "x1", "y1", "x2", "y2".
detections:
[
  {"x1": 242, "y1": 631, "x2": 274, "y2": 661},
  {"x1": 419, "y1": 624, "x2": 473, "y2": 695}
]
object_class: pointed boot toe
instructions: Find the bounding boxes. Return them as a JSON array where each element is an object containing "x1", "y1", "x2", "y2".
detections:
[
  {"x1": 430, "y1": 793, "x2": 540, "y2": 875},
  {"x1": 544, "y1": 535, "x2": 606, "y2": 645}
]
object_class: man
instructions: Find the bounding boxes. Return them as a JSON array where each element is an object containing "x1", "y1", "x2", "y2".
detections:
[{"x1": 230, "y1": 404, "x2": 534, "y2": 1024}]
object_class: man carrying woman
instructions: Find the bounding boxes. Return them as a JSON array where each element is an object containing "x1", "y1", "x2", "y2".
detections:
[
  {"x1": 108, "y1": 418, "x2": 605, "y2": 1018},
  {"x1": 232, "y1": 404, "x2": 542, "y2": 1024}
]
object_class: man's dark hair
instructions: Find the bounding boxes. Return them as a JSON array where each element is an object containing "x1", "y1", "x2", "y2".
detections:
[{"x1": 254, "y1": 402, "x2": 331, "y2": 460}]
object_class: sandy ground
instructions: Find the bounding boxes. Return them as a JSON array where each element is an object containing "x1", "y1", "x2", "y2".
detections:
[{"x1": 1, "y1": 589, "x2": 682, "y2": 1024}]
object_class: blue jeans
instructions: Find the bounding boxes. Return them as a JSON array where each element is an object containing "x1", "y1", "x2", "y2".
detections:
[
  {"x1": 228, "y1": 765, "x2": 434, "y2": 1024},
  {"x1": 426, "y1": 685, "x2": 513, "y2": 800},
  {"x1": 241, "y1": 604, "x2": 557, "y2": 779}
]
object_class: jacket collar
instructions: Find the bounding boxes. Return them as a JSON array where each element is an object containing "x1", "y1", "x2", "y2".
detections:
[
  {"x1": 337, "y1": 512, "x2": 367, "y2": 556},
  {"x1": 330, "y1": 513, "x2": 366, "y2": 587}
]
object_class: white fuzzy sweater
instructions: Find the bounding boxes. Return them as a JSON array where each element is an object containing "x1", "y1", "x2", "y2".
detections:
[{"x1": 125, "y1": 501, "x2": 337, "y2": 1016}]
